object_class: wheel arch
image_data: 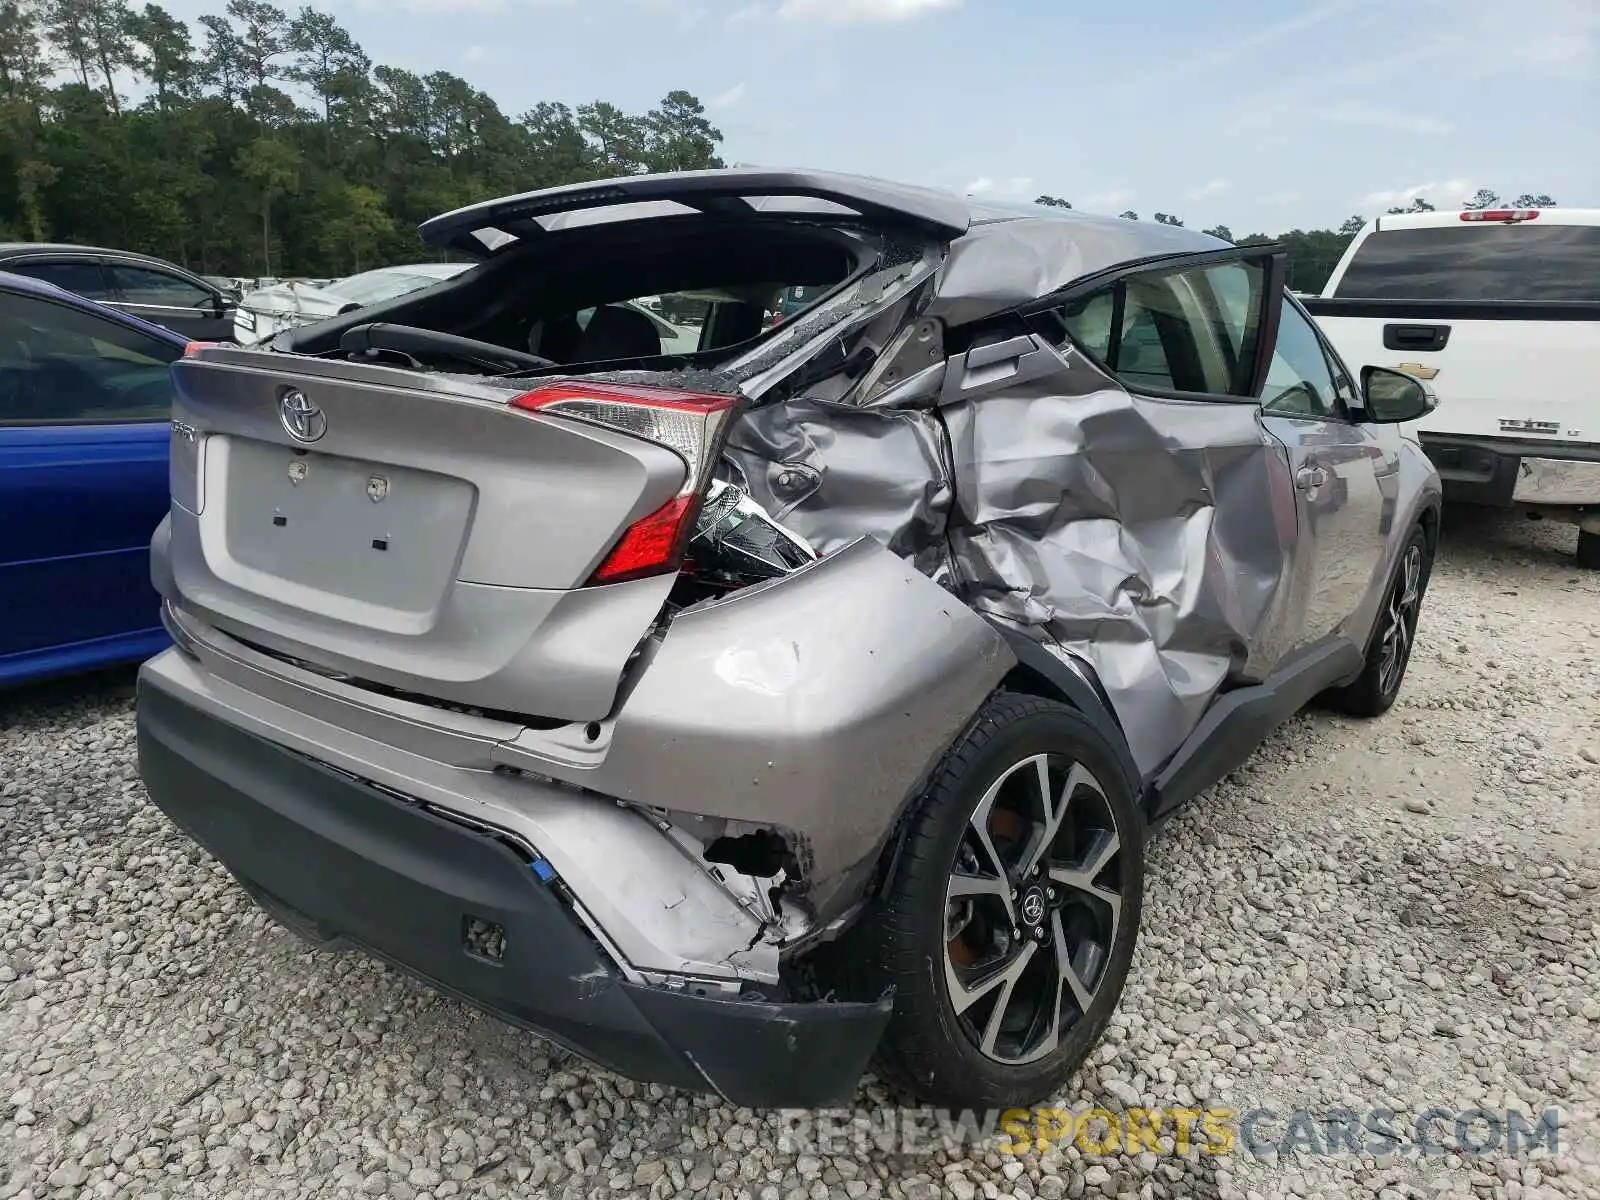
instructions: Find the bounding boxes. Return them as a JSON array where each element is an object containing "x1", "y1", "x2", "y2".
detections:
[{"x1": 857, "y1": 623, "x2": 1144, "y2": 915}]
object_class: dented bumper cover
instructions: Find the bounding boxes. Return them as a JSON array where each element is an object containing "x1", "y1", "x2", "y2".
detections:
[{"x1": 135, "y1": 680, "x2": 892, "y2": 1108}]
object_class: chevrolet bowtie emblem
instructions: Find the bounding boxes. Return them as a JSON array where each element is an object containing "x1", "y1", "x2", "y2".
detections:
[{"x1": 1396, "y1": 363, "x2": 1439, "y2": 380}]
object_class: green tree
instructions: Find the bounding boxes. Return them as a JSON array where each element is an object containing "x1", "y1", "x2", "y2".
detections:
[
  {"x1": 641, "y1": 89, "x2": 722, "y2": 172},
  {"x1": 1034, "y1": 194, "x2": 1071, "y2": 209},
  {"x1": 1512, "y1": 192, "x2": 1556, "y2": 207},
  {"x1": 234, "y1": 133, "x2": 298, "y2": 273},
  {"x1": 0, "y1": 0, "x2": 724, "y2": 275},
  {"x1": 577, "y1": 100, "x2": 648, "y2": 174},
  {"x1": 1118, "y1": 210, "x2": 1138, "y2": 220},
  {"x1": 1202, "y1": 224, "x2": 1232, "y2": 242},
  {"x1": 1337, "y1": 214, "x2": 1365, "y2": 235},
  {"x1": 285, "y1": 6, "x2": 363, "y2": 123},
  {"x1": 1386, "y1": 197, "x2": 1434, "y2": 214},
  {"x1": 127, "y1": 4, "x2": 195, "y2": 111},
  {"x1": 315, "y1": 181, "x2": 390, "y2": 272},
  {"x1": 1462, "y1": 188, "x2": 1499, "y2": 210},
  {"x1": 0, "y1": 0, "x2": 52, "y2": 104},
  {"x1": 1154, "y1": 212, "x2": 1183, "y2": 226}
]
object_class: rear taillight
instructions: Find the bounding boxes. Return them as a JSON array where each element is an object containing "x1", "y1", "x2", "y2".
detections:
[
  {"x1": 1460, "y1": 209, "x2": 1540, "y2": 222},
  {"x1": 510, "y1": 381, "x2": 739, "y2": 585},
  {"x1": 183, "y1": 341, "x2": 216, "y2": 356}
]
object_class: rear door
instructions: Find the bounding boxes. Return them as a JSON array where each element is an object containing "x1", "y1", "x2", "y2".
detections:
[
  {"x1": 104, "y1": 262, "x2": 233, "y2": 341},
  {"x1": 1050, "y1": 246, "x2": 1313, "y2": 678},
  {"x1": 0, "y1": 287, "x2": 179, "y2": 665},
  {"x1": 1317, "y1": 215, "x2": 1600, "y2": 443}
]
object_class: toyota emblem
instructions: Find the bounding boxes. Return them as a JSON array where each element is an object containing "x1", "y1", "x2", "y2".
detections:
[{"x1": 279, "y1": 389, "x2": 327, "y2": 444}]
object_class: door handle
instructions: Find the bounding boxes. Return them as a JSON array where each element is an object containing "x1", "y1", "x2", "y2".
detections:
[
  {"x1": 1382, "y1": 323, "x2": 1450, "y2": 352},
  {"x1": 1295, "y1": 466, "x2": 1328, "y2": 491}
]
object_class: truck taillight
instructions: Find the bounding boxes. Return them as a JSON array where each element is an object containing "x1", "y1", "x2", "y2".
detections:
[
  {"x1": 1460, "y1": 210, "x2": 1540, "y2": 223},
  {"x1": 509, "y1": 381, "x2": 740, "y2": 585}
]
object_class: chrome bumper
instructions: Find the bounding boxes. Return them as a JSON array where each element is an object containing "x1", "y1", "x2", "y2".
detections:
[{"x1": 1512, "y1": 457, "x2": 1600, "y2": 507}]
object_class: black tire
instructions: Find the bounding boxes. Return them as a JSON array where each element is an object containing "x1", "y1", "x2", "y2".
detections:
[
  {"x1": 1577, "y1": 529, "x2": 1600, "y2": 571},
  {"x1": 1322, "y1": 523, "x2": 1432, "y2": 718},
  {"x1": 869, "y1": 692, "x2": 1144, "y2": 1110}
]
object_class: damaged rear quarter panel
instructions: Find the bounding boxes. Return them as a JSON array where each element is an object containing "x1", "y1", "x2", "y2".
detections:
[
  {"x1": 582, "y1": 537, "x2": 1015, "y2": 919},
  {"x1": 722, "y1": 220, "x2": 1305, "y2": 782}
]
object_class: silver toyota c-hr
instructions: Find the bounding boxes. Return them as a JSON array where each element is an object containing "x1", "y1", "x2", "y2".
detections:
[{"x1": 137, "y1": 168, "x2": 1441, "y2": 1110}]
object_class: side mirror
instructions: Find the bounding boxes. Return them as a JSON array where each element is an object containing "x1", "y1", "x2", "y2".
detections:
[{"x1": 1361, "y1": 365, "x2": 1437, "y2": 423}]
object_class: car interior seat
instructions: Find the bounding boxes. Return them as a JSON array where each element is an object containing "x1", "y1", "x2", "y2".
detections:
[{"x1": 570, "y1": 304, "x2": 663, "y2": 362}]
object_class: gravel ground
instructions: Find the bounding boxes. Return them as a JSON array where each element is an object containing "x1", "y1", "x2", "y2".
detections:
[{"x1": 3, "y1": 508, "x2": 1598, "y2": 1200}]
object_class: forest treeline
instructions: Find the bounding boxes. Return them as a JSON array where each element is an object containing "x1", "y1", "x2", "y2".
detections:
[
  {"x1": 0, "y1": 0, "x2": 727, "y2": 275},
  {"x1": 0, "y1": 0, "x2": 1560, "y2": 290}
]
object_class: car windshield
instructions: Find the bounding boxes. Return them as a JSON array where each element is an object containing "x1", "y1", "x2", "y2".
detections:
[{"x1": 331, "y1": 268, "x2": 458, "y2": 307}]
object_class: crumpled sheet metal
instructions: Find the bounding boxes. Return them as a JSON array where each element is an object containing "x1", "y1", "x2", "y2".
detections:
[
  {"x1": 725, "y1": 335, "x2": 1299, "y2": 778},
  {"x1": 929, "y1": 212, "x2": 1229, "y2": 328}
]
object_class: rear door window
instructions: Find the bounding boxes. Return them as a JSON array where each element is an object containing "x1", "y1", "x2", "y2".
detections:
[
  {"x1": 1336, "y1": 224, "x2": 1600, "y2": 302},
  {"x1": 7, "y1": 259, "x2": 115, "y2": 301},
  {"x1": 0, "y1": 291, "x2": 181, "y2": 424},
  {"x1": 107, "y1": 264, "x2": 216, "y2": 308},
  {"x1": 1057, "y1": 258, "x2": 1268, "y2": 397}
]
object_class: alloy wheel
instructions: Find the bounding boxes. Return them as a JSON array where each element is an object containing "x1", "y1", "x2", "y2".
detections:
[
  {"x1": 942, "y1": 753, "x2": 1124, "y2": 1065},
  {"x1": 1377, "y1": 544, "x2": 1424, "y2": 696}
]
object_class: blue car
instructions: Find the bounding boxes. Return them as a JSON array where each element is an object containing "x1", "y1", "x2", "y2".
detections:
[{"x1": 0, "y1": 270, "x2": 187, "y2": 686}]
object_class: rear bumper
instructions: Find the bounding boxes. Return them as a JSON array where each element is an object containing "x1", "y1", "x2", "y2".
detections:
[
  {"x1": 1418, "y1": 434, "x2": 1600, "y2": 510},
  {"x1": 135, "y1": 673, "x2": 891, "y2": 1108}
]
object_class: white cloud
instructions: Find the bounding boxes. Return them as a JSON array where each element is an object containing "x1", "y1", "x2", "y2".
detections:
[
  {"x1": 727, "y1": 3, "x2": 765, "y2": 21},
  {"x1": 776, "y1": 0, "x2": 959, "y2": 24},
  {"x1": 1079, "y1": 189, "x2": 1136, "y2": 210},
  {"x1": 462, "y1": 44, "x2": 489, "y2": 62},
  {"x1": 711, "y1": 82, "x2": 747, "y2": 109},
  {"x1": 1358, "y1": 179, "x2": 1480, "y2": 210},
  {"x1": 964, "y1": 175, "x2": 1034, "y2": 198},
  {"x1": 350, "y1": 0, "x2": 509, "y2": 11},
  {"x1": 1315, "y1": 103, "x2": 1454, "y2": 136},
  {"x1": 1163, "y1": 0, "x2": 1371, "y2": 82},
  {"x1": 1186, "y1": 179, "x2": 1230, "y2": 200}
]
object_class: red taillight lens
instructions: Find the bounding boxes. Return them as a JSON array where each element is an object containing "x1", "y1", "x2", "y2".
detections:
[
  {"x1": 1460, "y1": 209, "x2": 1540, "y2": 222},
  {"x1": 588, "y1": 495, "x2": 699, "y2": 585},
  {"x1": 510, "y1": 380, "x2": 737, "y2": 415},
  {"x1": 510, "y1": 380, "x2": 740, "y2": 586},
  {"x1": 183, "y1": 341, "x2": 216, "y2": 357}
]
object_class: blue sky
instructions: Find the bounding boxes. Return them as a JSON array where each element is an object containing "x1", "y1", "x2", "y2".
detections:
[{"x1": 165, "y1": 0, "x2": 1596, "y2": 233}]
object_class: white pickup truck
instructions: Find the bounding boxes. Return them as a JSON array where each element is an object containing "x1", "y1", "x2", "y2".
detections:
[{"x1": 1303, "y1": 207, "x2": 1600, "y2": 567}]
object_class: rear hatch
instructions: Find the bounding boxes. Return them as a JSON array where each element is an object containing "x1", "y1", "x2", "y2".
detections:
[
  {"x1": 163, "y1": 171, "x2": 968, "y2": 722},
  {"x1": 1315, "y1": 211, "x2": 1600, "y2": 443}
]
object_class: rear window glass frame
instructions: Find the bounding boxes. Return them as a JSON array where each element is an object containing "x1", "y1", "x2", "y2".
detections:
[{"x1": 1336, "y1": 224, "x2": 1600, "y2": 303}]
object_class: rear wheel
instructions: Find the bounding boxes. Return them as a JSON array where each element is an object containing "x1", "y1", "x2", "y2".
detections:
[
  {"x1": 1323, "y1": 524, "x2": 1431, "y2": 718},
  {"x1": 870, "y1": 693, "x2": 1143, "y2": 1109}
]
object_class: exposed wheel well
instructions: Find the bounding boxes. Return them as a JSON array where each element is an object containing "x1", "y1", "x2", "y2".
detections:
[{"x1": 1418, "y1": 502, "x2": 1441, "y2": 556}]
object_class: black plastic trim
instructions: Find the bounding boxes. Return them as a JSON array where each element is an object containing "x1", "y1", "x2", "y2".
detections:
[
  {"x1": 986, "y1": 623, "x2": 1143, "y2": 804},
  {"x1": 1302, "y1": 296, "x2": 1600, "y2": 322},
  {"x1": 1146, "y1": 641, "x2": 1364, "y2": 820},
  {"x1": 134, "y1": 678, "x2": 891, "y2": 1108}
]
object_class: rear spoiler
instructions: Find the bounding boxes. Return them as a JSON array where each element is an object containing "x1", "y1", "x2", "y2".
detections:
[{"x1": 417, "y1": 168, "x2": 973, "y2": 258}]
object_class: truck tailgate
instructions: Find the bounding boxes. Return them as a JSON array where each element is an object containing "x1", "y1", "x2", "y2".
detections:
[{"x1": 1305, "y1": 300, "x2": 1599, "y2": 443}]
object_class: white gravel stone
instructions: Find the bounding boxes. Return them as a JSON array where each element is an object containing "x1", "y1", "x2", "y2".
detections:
[{"x1": 1, "y1": 513, "x2": 1597, "y2": 1200}]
